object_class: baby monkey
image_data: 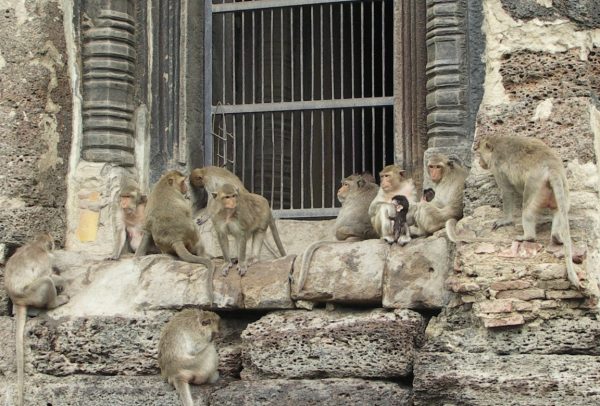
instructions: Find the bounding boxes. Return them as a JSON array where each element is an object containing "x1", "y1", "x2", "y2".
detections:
[
  {"x1": 391, "y1": 195, "x2": 411, "y2": 245},
  {"x1": 158, "y1": 309, "x2": 220, "y2": 406},
  {"x1": 422, "y1": 188, "x2": 435, "y2": 202}
]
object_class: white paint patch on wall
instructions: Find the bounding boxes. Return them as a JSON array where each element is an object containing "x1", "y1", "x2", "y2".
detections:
[
  {"x1": 531, "y1": 98, "x2": 554, "y2": 122},
  {"x1": 481, "y1": 0, "x2": 600, "y2": 107},
  {"x1": 0, "y1": 51, "x2": 5, "y2": 70},
  {"x1": 0, "y1": 0, "x2": 28, "y2": 25}
]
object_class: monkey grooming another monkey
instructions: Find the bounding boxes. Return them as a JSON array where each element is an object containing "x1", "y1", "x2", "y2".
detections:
[
  {"x1": 189, "y1": 166, "x2": 248, "y2": 217},
  {"x1": 368, "y1": 165, "x2": 417, "y2": 243},
  {"x1": 136, "y1": 171, "x2": 214, "y2": 297},
  {"x1": 109, "y1": 184, "x2": 149, "y2": 260},
  {"x1": 391, "y1": 195, "x2": 411, "y2": 245},
  {"x1": 158, "y1": 309, "x2": 220, "y2": 406},
  {"x1": 211, "y1": 183, "x2": 286, "y2": 276},
  {"x1": 410, "y1": 154, "x2": 468, "y2": 237},
  {"x1": 4, "y1": 233, "x2": 69, "y2": 406},
  {"x1": 476, "y1": 135, "x2": 580, "y2": 289}
]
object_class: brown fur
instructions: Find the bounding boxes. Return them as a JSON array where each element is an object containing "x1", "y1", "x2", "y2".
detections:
[
  {"x1": 4, "y1": 233, "x2": 69, "y2": 406},
  {"x1": 158, "y1": 309, "x2": 220, "y2": 406},
  {"x1": 410, "y1": 154, "x2": 468, "y2": 237},
  {"x1": 189, "y1": 166, "x2": 247, "y2": 216},
  {"x1": 476, "y1": 135, "x2": 580, "y2": 289},
  {"x1": 109, "y1": 184, "x2": 150, "y2": 260},
  {"x1": 211, "y1": 183, "x2": 286, "y2": 276},
  {"x1": 368, "y1": 164, "x2": 417, "y2": 243}
]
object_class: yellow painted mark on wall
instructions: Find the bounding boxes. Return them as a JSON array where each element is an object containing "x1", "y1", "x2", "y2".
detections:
[{"x1": 75, "y1": 191, "x2": 102, "y2": 242}]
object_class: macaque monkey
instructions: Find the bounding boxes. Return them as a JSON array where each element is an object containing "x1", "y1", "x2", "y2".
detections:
[
  {"x1": 476, "y1": 135, "x2": 580, "y2": 289},
  {"x1": 392, "y1": 195, "x2": 411, "y2": 245},
  {"x1": 368, "y1": 165, "x2": 417, "y2": 243},
  {"x1": 4, "y1": 233, "x2": 69, "y2": 406},
  {"x1": 189, "y1": 166, "x2": 248, "y2": 218},
  {"x1": 410, "y1": 154, "x2": 468, "y2": 237},
  {"x1": 294, "y1": 173, "x2": 378, "y2": 294},
  {"x1": 136, "y1": 171, "x2": 214, "y2": 296},
  {"x1": 158, "y1": 309, "x2": 220, "y2": 406},
  {"x1": 335, "y1": 173, "x2": 379, "y2": 241},
  {"x1": 109, "y1": 184, "x2": 148, "y2": 260},
  {"x1": 422, "y1": 188, "x2": 435, "y2": 202},
  {"x1": 211, "y1": 183, "x2": 286, "y2": 276}
]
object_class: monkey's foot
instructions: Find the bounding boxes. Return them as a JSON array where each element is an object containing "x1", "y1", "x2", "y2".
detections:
[
  {"x1": 516, "y1": 235, "x2": 535, "y2": 242},
  {"x1": 566, "y1": 269, "x2": 582, "y2": 290},
  {"x1": 492, "y1": 218, "x2": 513, "y2": 230},
  {"x1": 551, "y1": 234, "x2": 564, "y2": 245},
  {"x1": 238, "y1": 265, "x2": 248, "y2": 277},
  {"x1": 221, "y1": 262, "x2": 234, "y2": 277},
  {"x1": 383, "y1": 236, "x2": 395, "y2": 244},
  {"x1": 196, "y1": 216, "x2": 209, "y2": 226},
  {"x1": 398, "y1": 236, "x2": 411, "y2": 246}
]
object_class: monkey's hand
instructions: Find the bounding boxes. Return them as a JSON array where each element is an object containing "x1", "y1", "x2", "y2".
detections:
[
  {"x1": 397, "y1": 235, "x2": 411, "y2": 246},
  {"x1": 196, "y1": 216, "x2": 209, "y2": 226},
  {"x1": 383, "y1": 236, "x2": 396, "y2": 244},
  {"x1": 492, "y1": 218, "x2": 513, "y2": 230}
]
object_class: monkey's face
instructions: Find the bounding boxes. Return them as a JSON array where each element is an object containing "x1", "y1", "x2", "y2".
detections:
[
  {"x1": 380, "y1": 172, "x2": 401, "y2": 192},
  {"x1": 337, "y1": 180, "x2": 351, "y2": 203},
  {"x1": 475, "y1": 138, "x2": 492, "y2": 170},
  {"x1": 190, "y1": 169, "x2": 205, "y2": 188},
  {"x1": 199, "y1": 313, "x2": 221, "y2": 340},
  {"x1": 428, "y1": 164, "x2": 444, "y2": 183},
  {"x1": 221, "y1": 193, "x2": 238, "y2": 209}
]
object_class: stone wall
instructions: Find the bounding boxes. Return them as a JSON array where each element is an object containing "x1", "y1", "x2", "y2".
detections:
[{"x1": 0, "y1": 0, "x2": 72, "y2": 250}]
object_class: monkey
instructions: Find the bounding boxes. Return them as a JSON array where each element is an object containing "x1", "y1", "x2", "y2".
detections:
[
  {"x1": 444, "y1": 218, "x2": 511, "y2": 244},
  {"x1": 476, "y1": 135, "x2": 580, "y2": 289},
  {"x1": 391, "y1": 195, "x2": 411, "y2": 245},
  {"x1": 108, "y1": 184, "x2": 150, "y2": 260},
  {"x1": 136, "y1": 171, "x2": 215, "y2": 299},
  {"x1": 409, "y1": 154, "x2": 469, "y2": 237},
  {"x1": 4, "y1": 233, "x2": 69, "y2": 406},
  {"x1": 335, "y1": 173, "x2": 379, "y2": 241},
  {"x1": 422, "y1": 188, "x2": 435, "y2": 202},
  {"x1": 189, "y1": 166, "x2": 248, "y2": 218},
  {"x1": 368, "y1": 164, "x2": 417, "y2": 243},
  {"x1": 211, "y1": 183, "x2": 286, "y2": 276},
  {"x1": 158, "y1": 309, "x2": 220, "y2": 406},
  {"x1": 293, "y1": 173, "x2": 379, "y2": 294}
]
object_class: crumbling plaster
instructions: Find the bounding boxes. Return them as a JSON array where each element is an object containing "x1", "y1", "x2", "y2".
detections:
[{"x1": 482, "y1": 0, "x2": 600, "y2": 106}]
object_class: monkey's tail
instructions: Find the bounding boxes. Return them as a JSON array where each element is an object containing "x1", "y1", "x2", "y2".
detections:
[
  {"x1": 173, "y1": 379, "x2": 194, "y2": 406},
  {"x1": 269, "y1": 219, "x2": 287, "y2": 257},
  {"x1": 15, "y1": 304, "x2": 26, "y2": 406},
  {"x1": 550, "y1": 175, "x2": 580, "y2": 289},
  {"x1": 172, "y1": 242, "x2": 215, "y2": 303},
  {"x1": 295, "y1": 240, "x2": 328, "y2": 295},
  {"x1": 445, "y1": 219, "x2": 460, "y2": 243}
]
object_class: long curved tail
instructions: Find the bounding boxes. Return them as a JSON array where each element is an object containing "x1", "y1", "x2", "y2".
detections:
[
  {"x1": 269, "y1": 219, "x2": 287, "y2": 256},
  {"x1": 549, "y1": 175, "x2": 580, "y2": 289},
  {"x1": 173, "y1": 242, "x2": 215, "y2": 303},
  {"x1": 15, "y1": 304, "x2": 26, "y2": 406},
  {"x1": 445, "y1": 219, "x2": 460, "y2": 243}
]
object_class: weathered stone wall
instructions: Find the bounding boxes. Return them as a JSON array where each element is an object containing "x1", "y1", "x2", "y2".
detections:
[{"x1": 0, "y1": 1, "x2": 72, "y2": 249}]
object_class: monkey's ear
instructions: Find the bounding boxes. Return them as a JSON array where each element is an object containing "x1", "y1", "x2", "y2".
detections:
[
  {"x1": 357, "y1": 178, "x2": 365, "y2": 188},
  {"x1": 211, "y1": 192, "x2": 218, "y2": 199},
  {"x1": 168, "y1": 178, "x2": 174, "y2": 186},
  {"x1": 140, "y1": 195, "x2": 148, "y2": 204}
]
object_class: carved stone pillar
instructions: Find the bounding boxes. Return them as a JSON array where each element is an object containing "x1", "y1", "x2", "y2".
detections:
[
  {"x1": 424, "y1": 0, "x2": 484, "y2": 165},
  {"x1": 81, "y1": 0, "x2": 136, "y2": 166}
]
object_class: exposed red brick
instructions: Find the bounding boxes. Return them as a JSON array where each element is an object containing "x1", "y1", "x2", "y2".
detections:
[
  {"x1": 476, "y1": 299, "x2": 513, "y2": 314},
  {"x1": 490, "y1": 280, "x2": 532, "y2": 291},
  {"x1": 482, "y1": 313, "x2": 525, "y2": 328},
  {"x1": 496, "y1": 288, "x2": 545, "y2": 301},
  {"x1": 545, "y1": 290, "x2": 585, "y2": 300}
]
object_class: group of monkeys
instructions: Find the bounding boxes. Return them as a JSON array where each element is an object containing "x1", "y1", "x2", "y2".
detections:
[{"x1": 3, "y1": 135, "x2": 584, "y2": 405}]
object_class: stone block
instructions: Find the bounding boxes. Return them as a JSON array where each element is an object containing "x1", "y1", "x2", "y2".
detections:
[
  {"x1": 414, "y1": 352, "x2": 600, "y2": 406},
  {"x1": 240, "y1": 255, "x2": 295, "y2": 309},
  {"x1": 482, "y1": 313, "x2": 525, "y2": 328},
  {"x1": 291, "y1": 240, "x2": 386, "y2": 304},
  {"x1": 209, "y1": 378, "x2": 413, "y2": 406},
  {"x1": 26, "y1": 311, "x2": 245, "y2": 378},
  {"x1": 0, "y1": 317, "x2": 15, "y2": 375},
  {"x1": 474, "y1": 299, "x2": 513, "y2": 314},
  {"x1": 241, "y1": 309, "x2": 425, "y2": 380},
  {"x1": 383, "y1": 236, "x2": 451, "y2": 310}
]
